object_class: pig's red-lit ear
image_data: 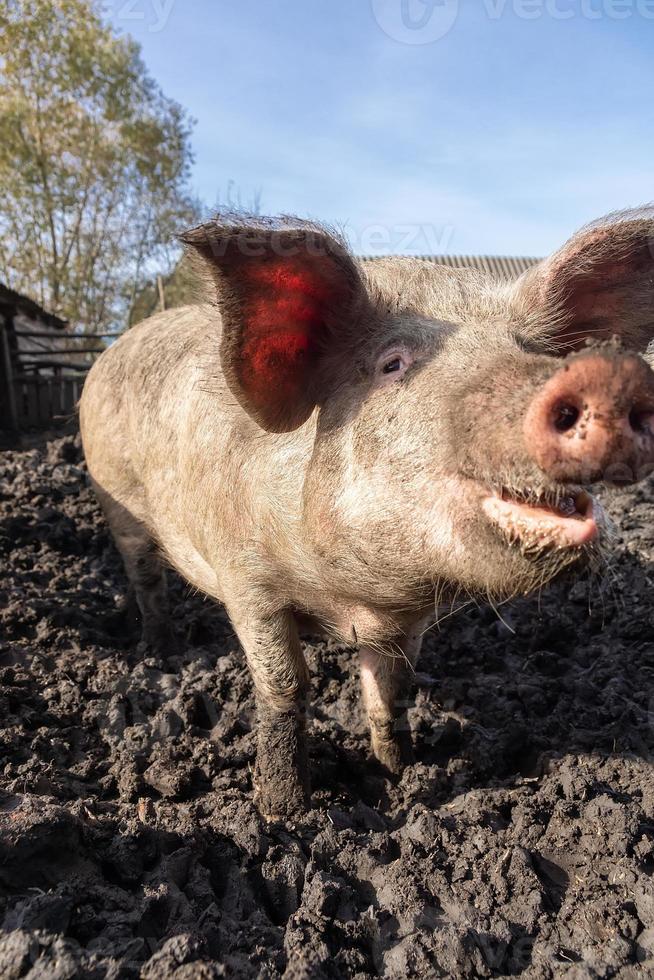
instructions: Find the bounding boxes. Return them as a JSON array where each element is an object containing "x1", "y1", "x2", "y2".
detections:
[
  {"x1": 181, "y1": 216, "x2": 364, "y2": 432},
  {"x1": 515, "y1": 206, "x2": 654, "y2": 354}
]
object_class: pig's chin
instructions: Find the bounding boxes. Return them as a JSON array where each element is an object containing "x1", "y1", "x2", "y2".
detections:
[{"x1": 481, "y1": 487, "x2": 599, "y2": 552}]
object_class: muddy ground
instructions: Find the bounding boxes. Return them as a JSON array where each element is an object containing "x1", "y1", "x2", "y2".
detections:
[{"x1": 0, "y1": 431, "x2": 654, "y2": 978}]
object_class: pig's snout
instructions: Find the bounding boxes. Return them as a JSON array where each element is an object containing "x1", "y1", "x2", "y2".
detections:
[{"x1": 524, "y1": 353, "x2": 654, "y2": 485}]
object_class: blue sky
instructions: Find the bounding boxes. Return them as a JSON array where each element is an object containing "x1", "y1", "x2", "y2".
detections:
[{"x1": 106, "y1": 0, "x2": 653, "y2": 255}]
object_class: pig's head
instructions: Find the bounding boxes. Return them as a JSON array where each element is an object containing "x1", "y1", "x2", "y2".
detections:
[{"x1": 181, "y1": 209, "x2": 654, "y2": 605}]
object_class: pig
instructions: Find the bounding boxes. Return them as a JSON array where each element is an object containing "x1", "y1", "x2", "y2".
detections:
[{"x1": 79, "y1": 207, "x2": 654, "y2": 819}]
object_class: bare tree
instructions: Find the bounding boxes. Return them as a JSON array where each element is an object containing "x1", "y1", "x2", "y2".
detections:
[{"x1": 0, "y1": 0, "x2": 200, "y2": 333}]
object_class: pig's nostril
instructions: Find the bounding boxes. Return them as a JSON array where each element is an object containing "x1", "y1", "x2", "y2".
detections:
[
  {"x1": 553, "y1": 401, "x2": 579, "y2": 433},
  {"x1": 629, "y1": 407, "x2": 654, "y2": 435}
]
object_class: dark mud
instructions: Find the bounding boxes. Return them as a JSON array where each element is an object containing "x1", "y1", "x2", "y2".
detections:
[{"x1": 1, "y1": 432, "x2": 654, "y2": 978}]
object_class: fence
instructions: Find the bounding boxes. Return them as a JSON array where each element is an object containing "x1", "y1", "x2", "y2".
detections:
[{"x1": 0, "y1": 324, "x2": 121, "y2": 431}]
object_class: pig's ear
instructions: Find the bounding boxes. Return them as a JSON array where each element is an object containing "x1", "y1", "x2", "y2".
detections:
[
  {"x1": 515, "y1": 207, "x2": 654, "y2": 354},
  {"x1": 180, "y1": 217, "x2": 364, "y2": 432}
]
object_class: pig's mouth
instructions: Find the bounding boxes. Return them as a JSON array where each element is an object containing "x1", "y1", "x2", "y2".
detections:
[{"x1": 482, "y1": 487, "x2": 598, "y2": 549}]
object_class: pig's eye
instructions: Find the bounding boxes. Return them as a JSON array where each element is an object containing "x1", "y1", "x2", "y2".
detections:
[{"x1": 375, "y1": 349, "x2": 413, "y2": 386}]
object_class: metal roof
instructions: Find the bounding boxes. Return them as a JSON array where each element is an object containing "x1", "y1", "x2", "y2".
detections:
[{"x1": 360, "y1": 255, "x2": 541, "y2": 281}]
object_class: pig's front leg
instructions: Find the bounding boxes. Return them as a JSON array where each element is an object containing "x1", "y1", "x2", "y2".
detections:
[
  {"x1": 359, "y1": 623, "x2": 424, "y2": 774},
  {"x1": 228, "y1": 607, "x2": 310, "y2": 820}
]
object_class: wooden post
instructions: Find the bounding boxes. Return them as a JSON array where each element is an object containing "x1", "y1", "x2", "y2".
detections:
[
  {"x1": 0, "y1": 322, "x2": 19, "y2": 431},
  {"x1": 157, "y1": 275, "x2": 166, "y2": 312}
]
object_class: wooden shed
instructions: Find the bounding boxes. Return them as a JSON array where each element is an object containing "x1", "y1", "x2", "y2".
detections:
[{"x1": 0, "y1": 284, "x2": 105, "y2": 432}]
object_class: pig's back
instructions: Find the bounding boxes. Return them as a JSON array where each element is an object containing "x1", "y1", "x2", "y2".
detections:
[
  {"x1": 88, "y1": 304, "x2": 224, "y2": 410},
  {"x1": 359, "y1": 257, "x2": 511, "y2": 323}
]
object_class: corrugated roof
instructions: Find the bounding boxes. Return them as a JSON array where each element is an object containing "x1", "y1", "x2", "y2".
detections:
[{"x1": 359, "y1": 255, "x2": 541, "y2": 281}]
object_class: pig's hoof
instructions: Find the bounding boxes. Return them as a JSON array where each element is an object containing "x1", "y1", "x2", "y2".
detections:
[
  {"x1": 371, "y1": 731, "x2": 414, "y2": 776},
  {"x1": 254, "y1": 708, "x2": 310, "y2": 822},
  {"x1": 254, "y1": 776, "x2": 309, "y2": 823},
  {"x1": 139, "y1": 623, "x2": 180, "y2": 657}
]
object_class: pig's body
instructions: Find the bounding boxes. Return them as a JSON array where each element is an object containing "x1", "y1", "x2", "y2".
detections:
[
  {"x1": 80, "y1": 210, "x2": 654, "y2": 819},
  {"x1": 82, "y1": 259, "x2": 482, "y2": 645}
]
